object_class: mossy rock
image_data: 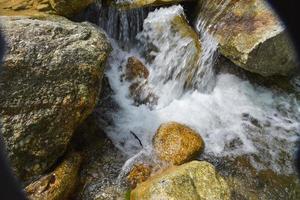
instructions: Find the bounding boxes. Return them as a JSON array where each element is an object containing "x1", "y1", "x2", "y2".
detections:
[{"x1": 131, "y1": 161, "x2": 230, "y2": 200}]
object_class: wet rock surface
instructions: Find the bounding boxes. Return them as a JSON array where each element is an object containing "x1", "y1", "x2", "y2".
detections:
[
  {"x1": 124, "y1": 56, "x2": 149, "y2": 81},
  {"x1": 196, "y1": 0, "x2": 298, "y2": 76},
  {"x1": 153, "y1": 122, "x2": 205, "y2": 165},
  {"x1": 127, "y1": 163, "x2": 152, "y2": 189},
  {"x1": 0, "y1": 16, "x2": 111, "y2": 181},
  {"x1": 138, "y1": 5, "x2": 202, "y2": 89}
]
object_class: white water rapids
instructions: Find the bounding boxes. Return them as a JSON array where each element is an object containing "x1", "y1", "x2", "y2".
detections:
[{"x1": 97, "y1": 4, "x2": 300, "y2": 176}]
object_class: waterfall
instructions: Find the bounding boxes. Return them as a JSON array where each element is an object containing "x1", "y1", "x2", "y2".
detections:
[
  {"x1": 100, "y1": 3, "x2": 300, "y2": 176},
  {"x1": 95, "y1": 0, "x2": 150, "y2": 49},
  {"x1": 75, "y1": 1, "x2": 300, "y2": 198},
  {"x1": 192, "y1": 0, "x2": 232, "y2": 92}
]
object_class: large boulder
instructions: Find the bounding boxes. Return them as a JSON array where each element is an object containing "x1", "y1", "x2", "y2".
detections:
[
  {"x1": 25, "y1": 152, "x2": 82, "y2": 200},
  {"x1": 153, "y1": 122, "x2": 204, "y2": 165},
  {"x1": 0, "y1": 16, "x2": 111, "y2": 181},
  {"x1": 131, "y1": 161, "x2": 230, "y2": 200},
  {"x1": 196, "y1": 0, "x2": 298, "y2": 76}
]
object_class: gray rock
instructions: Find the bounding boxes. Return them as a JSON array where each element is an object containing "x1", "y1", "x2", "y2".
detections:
[{"x1": 0, "y1": 16, "x2": 111, "y2": 182}]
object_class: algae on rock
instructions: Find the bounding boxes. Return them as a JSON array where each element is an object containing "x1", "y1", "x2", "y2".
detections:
[{"x1": 131, "y1": 161, "x2": 230, "y2": 200}]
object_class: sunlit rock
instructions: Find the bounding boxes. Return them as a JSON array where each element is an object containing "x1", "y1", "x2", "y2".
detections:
[
  {"x1": 109, "y1": 0, "x2": 193, "y2": 9},
  {"x1": 153, "y1": 122, "x2": 204, "y2": 165},
  {"x1": 25, "y1": 152, "x2": 82, "y2": 200},
  {"x1": 0, "y1": 16, "x2": 111, "y2": 181},
  {"x1": 0, "y1": 0, "x2": 54, "y2": 17},
  {"x1": 0, "y1": 0, "x2": 94, "y2": 17},
  {"x1": 195, "y1": 0, "x2": 298, "y2": 76},
  {"x1": 131, "y1": 161, "x2": 230, "y2": 200}
]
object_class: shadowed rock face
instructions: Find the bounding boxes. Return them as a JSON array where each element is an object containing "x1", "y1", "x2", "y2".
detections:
[
  {"x1": 0, "y1": 16, "x2": 111, "y2": 182},
  {"x1": 196, "y1": 0, "x2": 298, "y2": 76}
]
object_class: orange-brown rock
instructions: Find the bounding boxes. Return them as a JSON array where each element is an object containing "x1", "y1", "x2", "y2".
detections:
[
  {"x1": 125, "y1": 56, "x2": 149, "y2": 81},
  {"x1": 127, "y1": 163, "x2": 152, "y2": 189},
  {"x1": 25, "y1": 152, "x2": 82, "y2": 200},
  {"x1": 153, "y1": 122, "x2": 204, "y2": 165}
]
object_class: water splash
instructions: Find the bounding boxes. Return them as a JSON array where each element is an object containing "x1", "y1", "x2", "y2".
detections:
[
  {"x1": 101, "y1": 5, "x2": 300, "y2": 176},
  {"x1": 192, "y1": 0, "x2": 231, "y2": 92},
  {"x1": 136, "y1": 5, "x2": 202, "y2": 106}
]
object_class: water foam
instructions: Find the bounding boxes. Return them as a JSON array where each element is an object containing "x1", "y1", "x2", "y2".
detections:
[
  {"x1": 105, "y1": 41, "x2": 300, "y2": 174},
  {"x1": 102, "y1": 5, "x2": 300, "y2": 175}
]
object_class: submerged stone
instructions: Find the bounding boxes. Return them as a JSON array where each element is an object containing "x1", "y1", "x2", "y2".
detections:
[
  {"x1": 0, "y1": 16, "x2": 111, "y2": 181},
  {"x1": 131, "y1": 161, "x2": 230, "y2": 200},
  {"x1": 127, "y1": 163, "x2": 153, "y2": 189},
  {"x1": 125, "y1": 56, "x2": 149, "y2": 81},
  {"x1": 153, "y1": 122, "x2": 205, "y2": 165},
  {"x1": 196, "y1": 0, "x2": 298, "y2": 76}
]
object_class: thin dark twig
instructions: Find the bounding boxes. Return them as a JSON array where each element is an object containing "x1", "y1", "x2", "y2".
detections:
[{"x1": 130, "y1": 131, "x2": 143, "y2": 148}]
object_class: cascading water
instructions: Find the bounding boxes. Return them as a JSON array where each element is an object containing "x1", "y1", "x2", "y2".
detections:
[
  {"x1": 87, "y1": 1, "x2": 300, "y2": 199},
  {"x1": 193, "y1": 0, "x2": 232, "y2": 92},
  {"x1": 95, "y1": 0, "x2": 150, "y2": 49},
  {"x1": 102, "y1": 3, "x2": 300, "y2": 174}
]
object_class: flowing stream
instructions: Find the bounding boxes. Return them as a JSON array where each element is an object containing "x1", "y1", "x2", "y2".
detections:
[{"x1": 90, "y1": 1, "x2": 300, "y2": 199}]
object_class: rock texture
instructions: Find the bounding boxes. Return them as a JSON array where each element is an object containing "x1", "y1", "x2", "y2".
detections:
[
  {"x1": 196, "y1": 0, "x2": 298, "y2": 76},
  {"x1": 25, "y1": 152, "x2": 82, "y2": 200},
  {"x1": 110, "y1": 0, "x2": 192, "y2": 9},
  {"x1": 0, "y1": 0, "x2": 54, "y2": 17},
  {"x1": 0, "y1": 16, "x2": 111, "y2": 181},
  {"x1": 125, "y1": 56, "x2": 149, "y2": 81},
  {"x1": 131, "y1": 161, "x2": 230, "y2": 200},
  {"x1": 0, "y1": 0, "x2": 94, "y2": 17},
  {"x1": 127, "y1": 163, "x2": 152, "y2": 189},
  {"x1": 153, "y1": 122, "x2": 204, "y2": 165},
  {"x1": 50, "y1": 0, "x2": 94, "y2": 17}
]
